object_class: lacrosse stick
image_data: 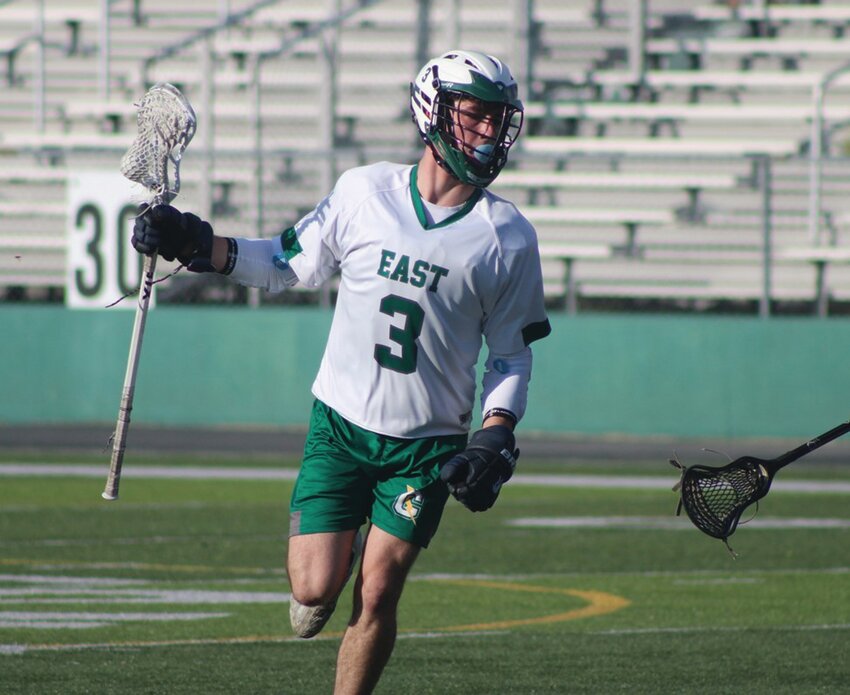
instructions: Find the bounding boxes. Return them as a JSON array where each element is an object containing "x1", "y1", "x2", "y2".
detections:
[
  {"x1": 102, "y1": 83, "x2": 197, "y2": 501},
  {"x1": 671, "y1": 419, "x2": 850, "y2": 550}
]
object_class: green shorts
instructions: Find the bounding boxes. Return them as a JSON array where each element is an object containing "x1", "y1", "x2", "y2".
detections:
[{"x1": 289, "y1": 400, "x2": 467, "y2": 548}]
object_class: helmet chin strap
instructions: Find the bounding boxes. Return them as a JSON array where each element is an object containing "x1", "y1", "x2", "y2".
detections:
[{"x1": 427, "y1": 141, "x2": 465, "y2": 184}]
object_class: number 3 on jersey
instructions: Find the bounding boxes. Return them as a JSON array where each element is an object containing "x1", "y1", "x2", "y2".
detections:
[{"x1": 374, "y1": 294, "x2": 424, "y2": 374}]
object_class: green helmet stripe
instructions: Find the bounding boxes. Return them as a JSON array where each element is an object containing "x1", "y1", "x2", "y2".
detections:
[{"x1": 441, "y1": 72, "x2": 522, "y2": 108}]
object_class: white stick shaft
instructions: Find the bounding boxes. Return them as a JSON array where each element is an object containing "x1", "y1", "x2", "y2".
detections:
[{"x1": 102, "y1": 254, "x2": 157, "y2": 500}]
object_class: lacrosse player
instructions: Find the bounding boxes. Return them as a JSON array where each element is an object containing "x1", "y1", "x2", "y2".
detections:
[{"x1": 132, "y1": 50, "x2": 550, "y2": 694}]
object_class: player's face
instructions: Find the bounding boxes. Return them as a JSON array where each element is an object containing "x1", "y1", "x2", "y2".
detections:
[{"x1": 451, "y1": 96, "x2": 504, "y2": 161}]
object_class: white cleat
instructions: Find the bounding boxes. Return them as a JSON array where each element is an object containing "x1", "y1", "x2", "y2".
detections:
[
  {"x1": 289, "y1": 597, "x2": 336, "y2": 639},
  {"x1": 289, "y1": 529, "x2": 364, "y2": 639}
]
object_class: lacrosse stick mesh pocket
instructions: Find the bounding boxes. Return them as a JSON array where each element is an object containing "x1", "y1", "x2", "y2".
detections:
[
  {"x1": 120, "y1": 83, "x2": 196, "y2": 204},
  {"x1": 680, "y1": 462, "x2": 767, "y2": 539}
]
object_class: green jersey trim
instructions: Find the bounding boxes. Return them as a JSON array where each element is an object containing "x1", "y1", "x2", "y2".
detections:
[
  {"x1": 279, "y1": 226, "x2": 302, "y2": 260},
  {"x1": 409, "y1": 164, "x2": 482, "y2": 230}
]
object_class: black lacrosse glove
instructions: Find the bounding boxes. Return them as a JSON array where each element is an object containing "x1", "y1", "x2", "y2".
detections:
[
  {"x1": 440, "y1": 425, "x2": 519, "y2": 512},
  {"x1": 131, "y1": 204, "x2": 215, "y2": 272}
]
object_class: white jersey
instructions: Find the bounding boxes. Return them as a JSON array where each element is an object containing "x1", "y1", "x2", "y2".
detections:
[{"x1": 243, "y1": 162, "x2": 550, "y2": 438}]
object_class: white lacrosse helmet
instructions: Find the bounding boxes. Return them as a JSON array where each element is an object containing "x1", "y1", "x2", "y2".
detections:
[{"x1": 410, "y1": 50, "x2": 523, "y2": 188}]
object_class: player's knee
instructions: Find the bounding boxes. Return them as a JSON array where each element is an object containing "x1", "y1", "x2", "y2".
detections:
[
  {"x1": 356, "y1": 574, "x2": 404, "y2": 619},
  {"x1": 287, "y1": 562, "x2": 345, "y2": 606},
  {"x1": 289, "y1": 578, "x2": 340, "y2": 607},
  {"x1": 289, "y1": 562, "x2": 353, "y2": 606}
]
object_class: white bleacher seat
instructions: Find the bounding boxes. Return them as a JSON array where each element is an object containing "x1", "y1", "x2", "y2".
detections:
[
  {"x1": 776, "y1": 245, "x2": 850, "y2": 311},
  {"x1": 645, "y1": 36, "x2": 850, "y2": 73},
  {"x1": 539, "y1": 242, "x2": 612, "y2": 312},
  {"x1": 5, "y1": 131, "x2": 323, "y2": 154},
  {"x1": 647, "y1": 37, "x2": 850, "y2": 59},
  {"x1": 6, "y1": 132, "x2": 130, "y2": 151},
  {"x1": 251, "y1": 3, "x2": 591, "y2": 30},
  {"x1": 495, "y1": 170, "x2": 738, "y2": 191},
  {"x1": 0, "y1": 235, "x2": 65, "y2": 251},
  {"x1": 64, "y1": 100, "x2": 318, "y2": 122},
  {"x1": 539, "y1": 243, "x2": 612, "y2": 261},
  {"x1": 144, "y1": 63, "x2": 410, "y2": 93},
  {"x1": 494, "y1": 170, "x2": 739, "y2": 221},
  {"x1": 0, "y1": 167, "x2": 67, "y2": 184},
  {"x1": 521, "y1": 136, "x2": 798, "y2": 158},
  {"x1": 0, "y1": 201, "x2": 65, "y2": 217},
  {"x1": 523, "y1": 206, "x2": 673, "y2": 226},
  {"x1": 592, "y1": 69, "x2": 850, "y2": 92},
  {"x1": 0, "y1": 272, "x2": 64, "y2": 288},
  {"x1": 0, "y1": 5, "x2": 101, "y2": 25},
  {"x1": 524, "y1": 205, "x2": 674, "y2": 257},
  {"x1": 693, "y1": 5, "x2": 850, "y2": 24},
  {"x1": 576, "y1": 280, "x2": 811, "y2": 303},
  {"x1": 60, "y1": 99, "x2": 397, "y2": 128},
  {"x1": 525, "y1": 101, "x2": 850, "y2": 125},
  {"x1": 777, "y1": 247, "x2": 850, "y2": 264},
  {"x1": 593, "y1": 69, "x2": 850, "y2": 97}
]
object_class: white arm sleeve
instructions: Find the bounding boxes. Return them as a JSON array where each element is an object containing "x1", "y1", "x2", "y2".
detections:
[
  {"x1": 224, "y1": 237, "x2": 299, "y2": 292},
  {"x1": 480, "y1": 347, "x2": 533, "y2": 424}
]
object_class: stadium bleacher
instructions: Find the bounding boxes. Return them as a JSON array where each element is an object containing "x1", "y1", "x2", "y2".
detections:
[{"x1": 2, "y1": 0, "x2": 850, "y2": 315}]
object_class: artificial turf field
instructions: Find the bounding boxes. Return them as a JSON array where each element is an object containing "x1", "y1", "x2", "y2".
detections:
[{"x1": 1, "y1": 449, "x2": 848, "y2": 694}]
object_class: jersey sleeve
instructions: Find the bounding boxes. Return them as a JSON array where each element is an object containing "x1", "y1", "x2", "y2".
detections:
[
  {"x1": 480, "y1": 346, "x2": 532, "y2": 424},
  {"x1": 226, "y1": 167, "x2": 368, "y2": 290},
  {"x1": 481, "y1": 225, "x2": 551, "y2": 355},
  {"x1": 283, "y1": 171, "x2": 362, "y2": 288},
  {"x1": 223, "y1": 187, "x2": 345, "y2": 291},
  {"x1": 223, "y1": 236, "x2": 297, "y2": 292}
]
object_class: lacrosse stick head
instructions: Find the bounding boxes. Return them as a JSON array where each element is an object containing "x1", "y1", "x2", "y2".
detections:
[
  {"x1": 673, "y1": 455, "x2": 774, "y2": 541},
  {"x1": 120, "y1": 82, "x2": 197, "y2": 206}
]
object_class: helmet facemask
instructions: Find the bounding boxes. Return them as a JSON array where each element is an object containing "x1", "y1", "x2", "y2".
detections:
[
  {"x1": 410, "y1": 50, "x2": 525, "y2": 188},
  {"x1": 427, "y1": 90, "x2": 523, "y2": 188}
]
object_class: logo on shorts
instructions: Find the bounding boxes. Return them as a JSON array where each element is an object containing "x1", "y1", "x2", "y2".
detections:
[{"x1": 393, "y1": 485, "x2": 424, "y2": 525}]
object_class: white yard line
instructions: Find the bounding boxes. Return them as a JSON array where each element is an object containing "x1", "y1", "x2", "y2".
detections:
[
  {"x1": 0, "y1": 464, "x2": 298, "y2": 480},
  {"x1": 512, "y1": 473, "x2": 850, "y2": 494},
  {"x1": 4, "y1": 621, "x2": 849, "y2": 655},
  {"x1": 0, "y1": 628, "x2": 508, "y2": 655},
  {"x1": 1, "y1": 464, "x2": 849, "y2": 493},
  {"x1": 0, "y1": 611, "x2": 229, "y2": 629},
  {"x1": 593, "y1": 624, "x2": 850, "y2": 636},
  {"x1": 507, "y1": 516, "x2": 850, "y2": 530},
  {"x1": 0, "y1": 587, "x2": 290, "y2": 604}
]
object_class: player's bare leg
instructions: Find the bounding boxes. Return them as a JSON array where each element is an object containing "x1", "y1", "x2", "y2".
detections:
[
  {"x1": 287, "y1": 529, "x2": 362, "y2": 638},
  {"x1": 333, "y1": 526, "x2": 420, "y2": 695}
]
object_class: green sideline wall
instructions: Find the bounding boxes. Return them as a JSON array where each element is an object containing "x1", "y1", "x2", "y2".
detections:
[{"x1": 2, "y1": 305, "x2": 848, "y2": 439}]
